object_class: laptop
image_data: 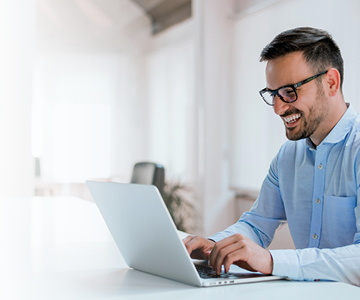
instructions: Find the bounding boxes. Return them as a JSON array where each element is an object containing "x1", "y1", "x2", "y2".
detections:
[{"x1": 86, "y1": 180, "x2": 283, "y2": 287}]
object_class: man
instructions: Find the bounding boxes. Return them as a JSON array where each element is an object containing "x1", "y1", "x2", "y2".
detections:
[{"x1": 183, "y1": 27, "x2": 360, "y2": 286}]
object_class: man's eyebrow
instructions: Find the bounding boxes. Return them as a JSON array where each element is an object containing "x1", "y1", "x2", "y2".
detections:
[{"x1": 266, "y1": 82, "x2": 295, "y2": 91}]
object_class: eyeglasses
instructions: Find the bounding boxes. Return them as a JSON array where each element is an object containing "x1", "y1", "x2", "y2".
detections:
[{"x1": 259, "y1": 70, "x2": 328, "y2": 106}]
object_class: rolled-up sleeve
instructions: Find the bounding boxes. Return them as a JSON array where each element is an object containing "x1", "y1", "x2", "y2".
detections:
[{"x1": 270, "y1": 244, "x2": 360, "y2": 286}]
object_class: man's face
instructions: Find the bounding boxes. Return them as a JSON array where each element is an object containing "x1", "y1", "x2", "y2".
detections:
[{"x1": 265, "y1": 52, "x2": 330, "y2": 144}]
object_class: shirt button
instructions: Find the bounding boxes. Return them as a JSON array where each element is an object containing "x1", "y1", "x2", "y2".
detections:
[
  {"x1": 315, "y1": 198, "x2": 321, "y2": 204},
  {"x1": 312, "y1": 234, "x2": 318, "y2": 240},
  {"x1": 318, "y1": 164, "x2": 323, "y2": 169}
]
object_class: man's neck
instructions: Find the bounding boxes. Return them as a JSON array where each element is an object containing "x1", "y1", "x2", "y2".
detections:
[{"x1": 310, "y1": 100, "x2": 348, "y2": 147}]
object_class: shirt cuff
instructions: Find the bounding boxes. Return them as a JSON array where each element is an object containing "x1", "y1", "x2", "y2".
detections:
[
  {"x1": 269, "y1": 249, "x2": 301, "y2": 280},
  {"x1": 207, "y1": 233, "x2": 226, "y2": 243}
]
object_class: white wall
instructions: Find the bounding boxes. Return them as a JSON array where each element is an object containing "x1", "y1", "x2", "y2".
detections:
[
  {"x1": 0, "y1": 0, "x2": 36, "y2": 197},
  {"x1": 34, "y1": 0, "x2": 152, "y2": 184},
  {"x1": 146, "y1": 21, "x2": 196, "y2": 183},
  {"x1": 193, "y1": 0, "x2": 237, "y2": 236},
  {"x1": 230, "y1": 0, "x2": 360, "y2": 191},
  {"x1": 145, "y1": 0, "x2": 239, "y2": 236}
]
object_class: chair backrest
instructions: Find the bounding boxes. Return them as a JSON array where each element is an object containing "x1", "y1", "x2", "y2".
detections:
[{"x1": 130, "y1": 162, "x2": 165, "y2": 195}]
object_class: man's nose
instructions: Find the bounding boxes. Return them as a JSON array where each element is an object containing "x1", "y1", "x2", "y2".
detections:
[{"x1": 273, "y1": 95, "x2": 290, "y2": 116}]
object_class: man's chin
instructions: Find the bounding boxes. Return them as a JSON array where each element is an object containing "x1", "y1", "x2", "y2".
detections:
[{"x1": 285, "y1": 128, "x2": 306, "y2": 141}]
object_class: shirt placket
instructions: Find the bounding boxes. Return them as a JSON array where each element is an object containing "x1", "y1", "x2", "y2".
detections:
[{"x1": 308, "y1": 145, "x2": 327, "y2": 248}]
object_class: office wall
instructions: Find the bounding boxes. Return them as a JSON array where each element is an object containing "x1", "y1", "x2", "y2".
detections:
[
  {"x1": 144, "y1": 0, "x2": 237, "y2": 236},
  {"x1": 230, "y1": 0, "x2": 360, "y2": 191},
  {"x1": 145, "y1": 21, "x2": 196, "y2": 183},
  {"x1": 34, "y1": 0, "x2": 152, "y2": 184},
  {"x1": 0, "y1": 0, "x2": 36, "y2": 197},
  {"x1": 193, "y1": 0, "x2": 237, "y2": 236}
]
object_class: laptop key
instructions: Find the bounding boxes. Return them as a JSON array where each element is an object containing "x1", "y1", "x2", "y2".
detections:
[
  {"x1": 195, "y1": 264, "x2": 267, "y2": 279},
  {"x1": 195, "y1": 264, "x2": 240, "y2": 279}
]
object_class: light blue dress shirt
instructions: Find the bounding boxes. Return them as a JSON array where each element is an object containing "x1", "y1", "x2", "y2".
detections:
[{"x1": 209, "y1": 104, "x2": 360, "y2": 286}]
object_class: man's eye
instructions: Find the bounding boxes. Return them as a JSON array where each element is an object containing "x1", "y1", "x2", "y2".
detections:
[{"x1": 282, "y1": 88, "x2": 295, "y2": 96}]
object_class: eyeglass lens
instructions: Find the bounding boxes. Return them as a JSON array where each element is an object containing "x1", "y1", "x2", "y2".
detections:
[{"x1": 262, "y1": 87, "x2": 297, "y2": 105}]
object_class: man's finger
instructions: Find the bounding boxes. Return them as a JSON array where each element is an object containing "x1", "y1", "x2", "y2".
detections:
[
  {"x1": 214, "y1": 233, "x2": 245, "y2": 249},
  {"x1": 183, "y1": 235, "x2": 198, "y2": 254},
  {"x1": 182, "y1": 235, "x2": 194, "y2": 243},
  {"x1": 182, "y1": 235, "x2": 214, "y2": 259},
  {"x1": 211, "y1": 240, "x2": 245, "y2": 275},
  {"x1": 182, "y1": 235, "x2": 195, "y2": 251},
  {"x1": 209, "y1": 234, "x2": 245, "y2": 271}
]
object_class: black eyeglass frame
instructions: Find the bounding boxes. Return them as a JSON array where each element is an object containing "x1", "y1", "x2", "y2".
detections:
[{"x1": 259, "y1": 70, "x2": 328, "y2": 106}]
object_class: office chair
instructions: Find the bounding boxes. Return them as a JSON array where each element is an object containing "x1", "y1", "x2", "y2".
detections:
[{"x1": 130, "y1": 162, "x2": 165, "y2": 195}]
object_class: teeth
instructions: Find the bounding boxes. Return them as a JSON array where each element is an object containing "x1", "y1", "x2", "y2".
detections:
[{"x1": 284, "y1": 114, "x2": 301, "y2": 123}]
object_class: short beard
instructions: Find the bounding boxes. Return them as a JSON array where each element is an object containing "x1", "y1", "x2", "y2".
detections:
[{"x1": 284, "y1": 84, "x2": 328, "y2": 141}]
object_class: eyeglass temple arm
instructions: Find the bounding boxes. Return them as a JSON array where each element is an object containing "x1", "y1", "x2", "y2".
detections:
[{"x1": 294, "y1": 70, "x2": 328, "y2": 88}]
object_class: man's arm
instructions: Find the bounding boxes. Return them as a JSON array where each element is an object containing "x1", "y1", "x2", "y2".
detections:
[
  {"x1": 183, "y1": 152, "x2": 285, "y2": 275},
  {"x1": 270, "y1": 244, "x2": 360, "y2": 286},
  {"x1": 184, "y1": 228, "x2": 360, "y2": 284},
  {"x1": 269, "y1": 154, "x2": 360, "y2": 286},
  {"x1": 208, "y1": 153, "x2": 287, "y2": 250}
]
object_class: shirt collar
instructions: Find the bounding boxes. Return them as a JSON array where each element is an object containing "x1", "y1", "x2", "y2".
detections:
[{"x1": 307, "y1": 103, "x2": 357, "y2": 147}]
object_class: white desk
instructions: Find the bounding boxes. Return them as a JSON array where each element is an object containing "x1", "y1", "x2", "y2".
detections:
[{"x1": 1, "y1": 196, "x2": 359, "y2": 299}]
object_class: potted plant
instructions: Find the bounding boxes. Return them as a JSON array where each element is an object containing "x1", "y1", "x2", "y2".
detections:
[{"x1": 161, "y1": 180, "x2": 195, "y2": 233}]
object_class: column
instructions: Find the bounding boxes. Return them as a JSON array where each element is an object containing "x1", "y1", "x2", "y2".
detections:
[
  {"x1": 0, "y1": 0, "x2": 36, "y2": 197},
  {"x1": 193, "y1": 0, "x2": 236, "y2": 236}
]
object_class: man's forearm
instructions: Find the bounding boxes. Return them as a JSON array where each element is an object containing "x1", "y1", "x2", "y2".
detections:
[{"x1": 270, "y1": 244, "x2": 360, "y2": 286}]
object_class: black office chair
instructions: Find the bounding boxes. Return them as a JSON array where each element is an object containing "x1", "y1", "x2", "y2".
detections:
[{"x1": 130, "y1": 162, "x2": 165, "y2": 195}]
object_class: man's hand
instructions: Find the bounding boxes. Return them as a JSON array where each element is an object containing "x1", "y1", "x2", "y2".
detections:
[
  {"x1": 209, "y1": 233, "x2": 273, "y2": 275},
  {"x1": 183, "y1": 235, "x2": 215, "y2": 261}
]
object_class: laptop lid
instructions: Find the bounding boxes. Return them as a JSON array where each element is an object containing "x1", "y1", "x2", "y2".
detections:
[
  {"x1": 86, "y1": 180, "x2": 202, "y2": 286},
  {"x1": 86, "y1": 181, "x2": 282, "y2": 287}
]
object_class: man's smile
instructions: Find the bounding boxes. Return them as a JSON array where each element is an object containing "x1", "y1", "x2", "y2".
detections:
[{"x1": 282, "y1": 113, "x2": 301, "y2": 128}]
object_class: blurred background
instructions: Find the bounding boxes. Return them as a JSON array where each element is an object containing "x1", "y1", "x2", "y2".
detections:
[{"x1": 1, "y1": 0, "x2": 360, "y2": 238}]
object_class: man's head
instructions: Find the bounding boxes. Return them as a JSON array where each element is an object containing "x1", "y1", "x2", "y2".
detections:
[
  {"x1": 259, "y1": 27, "x2": 346, "y2": 146},
  {"x1": 260, "y1": 27, "x2": 344, "y2": 91}
]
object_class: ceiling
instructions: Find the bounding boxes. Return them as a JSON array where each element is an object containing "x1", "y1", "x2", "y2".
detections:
[
  {"x1": 35, "y1": 0, "x2": 273, "y2": 52},
  {"x1": 131, "y1": 0, "x2": 191, "y2": 34},
  {"x1": 36, "y1": 0, "x2": 152, "y2": 52}
]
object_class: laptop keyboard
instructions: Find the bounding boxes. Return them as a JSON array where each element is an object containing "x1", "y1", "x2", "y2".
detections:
[
  {"x1": 195, "y1": 264, "x2": 243, "y2": 279},
  {"x1": 195, "y1": 263, "x2": 266, "y2": 279}
]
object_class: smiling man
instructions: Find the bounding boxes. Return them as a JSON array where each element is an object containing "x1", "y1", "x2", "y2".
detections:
[
  {"x1": 183, "y1": 27, "x2": 360, "y2": 286},
  {"x1": 263, "y1": 51, "x2": 346, "y2": 145}
]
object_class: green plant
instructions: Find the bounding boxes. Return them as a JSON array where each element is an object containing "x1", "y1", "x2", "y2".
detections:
[{"x1": 161, "y1": 180, "x2": 195, "y2": 232}]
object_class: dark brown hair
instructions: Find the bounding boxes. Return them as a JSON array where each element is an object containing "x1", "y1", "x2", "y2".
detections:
[{"x1": 260, "y1": 27, "x2": 344, "y2": 89}]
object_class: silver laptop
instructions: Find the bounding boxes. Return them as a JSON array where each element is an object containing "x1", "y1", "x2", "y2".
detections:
[{"x1": 86, "y1": 181, "x2": 283, "y2": 287}]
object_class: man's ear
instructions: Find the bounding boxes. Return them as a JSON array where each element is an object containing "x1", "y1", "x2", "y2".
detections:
[{"x1": 325, "y1": 68, "x2": 341, "y2": 97}]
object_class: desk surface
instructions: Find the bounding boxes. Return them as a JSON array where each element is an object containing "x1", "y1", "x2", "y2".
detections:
[{"x1": 1, "y1": 196, "x2": 359, "y2": 299}]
